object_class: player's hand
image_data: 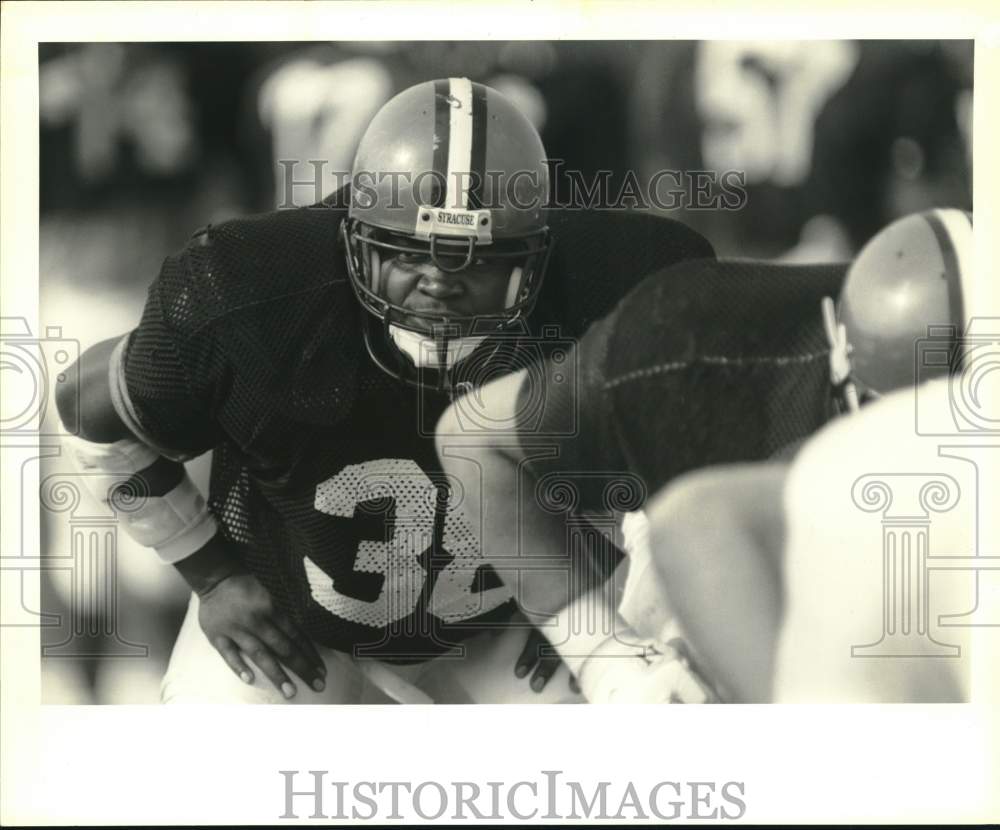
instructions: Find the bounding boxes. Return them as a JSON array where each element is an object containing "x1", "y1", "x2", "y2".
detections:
[
  {"x1": 196, "y1": 571, "x2": 327, "y2": 699},
  {"x1": 514, "y1": 627, "x2": 579, "y2": 694}
]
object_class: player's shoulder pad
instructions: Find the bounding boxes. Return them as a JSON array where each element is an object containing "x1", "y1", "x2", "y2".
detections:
[
  {"x1": 612, "y1": 257, "x2": 849, "y2": 358},
  {"x1": 184, "y1": 200, "x2": 349, "y2": 291},
  {"x1": 158, "y1": 197, "x2": 353, "y2": 335}
]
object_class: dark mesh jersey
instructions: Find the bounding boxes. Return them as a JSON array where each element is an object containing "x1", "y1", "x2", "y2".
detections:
[
  {"x1": 518, "y1": 258, "x2": 848, "y2": 513},
  {"x1": 120, "y1": 191, "x2": 714, "y2": 661}
]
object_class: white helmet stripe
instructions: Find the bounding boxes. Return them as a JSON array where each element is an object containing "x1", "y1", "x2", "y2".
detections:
[
  {"x1": 445, "y1": 77, "x2": 474, "y2": 210},
  {"x1": 929, "y1": 208, "x2": 974, "y2": 330},
  {"x1": 927, "y1": 208, "x2": 974, "y2": 375}
]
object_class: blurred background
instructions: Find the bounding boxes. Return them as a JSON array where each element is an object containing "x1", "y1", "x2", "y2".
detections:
[{"x1": 35, "y1": 40, "x2": 973, "y2": 703}]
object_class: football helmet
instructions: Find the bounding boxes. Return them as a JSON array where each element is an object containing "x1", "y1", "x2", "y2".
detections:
[
  {"x1": 341, "y1": 77, "x2": 552, "y2": 393},
  {"x1": 823, "y1": 208, "x2": 973, "y2": 412}
]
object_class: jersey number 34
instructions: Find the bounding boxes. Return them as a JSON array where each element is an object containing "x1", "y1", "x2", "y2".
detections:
[{"x1": 303, "y1": 459, "x2": 512, "y2": 628}]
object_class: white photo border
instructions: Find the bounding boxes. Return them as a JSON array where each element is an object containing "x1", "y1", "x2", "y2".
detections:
[{"x1": 2, "y1": 2, "x2": 999, "y2": 824}]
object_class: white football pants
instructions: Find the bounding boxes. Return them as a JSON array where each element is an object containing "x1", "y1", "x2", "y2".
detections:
[{"x1": 161, "y1": 593, "x2": 583, "y2": 705}]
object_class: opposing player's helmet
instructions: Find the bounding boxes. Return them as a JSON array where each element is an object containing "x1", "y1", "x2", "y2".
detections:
[
  {"x1": 823, "y1": 208, "x2": 973, "y2": 412},
  {"x1": 341, "y1": 77, "x2": 552, "y2": 392}
]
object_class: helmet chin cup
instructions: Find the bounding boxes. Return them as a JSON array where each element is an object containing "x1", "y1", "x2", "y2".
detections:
[{"x1": 358, "y1": 312, "x2": 476, "y2": 397}]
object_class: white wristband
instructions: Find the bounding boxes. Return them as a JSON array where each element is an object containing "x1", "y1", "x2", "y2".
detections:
[
  {"x1": 61, "y1": 431, "x2": 218, "y2": 564},
  {"x1": 152, "y1": 505, "x2": 219, "y2": 564}
]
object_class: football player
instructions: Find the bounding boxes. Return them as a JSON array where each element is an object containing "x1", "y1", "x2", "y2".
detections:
[
  {"x1": 56, "y1": 77, "x2": 713, "y2": 703},
  {"x1": 645, "y1": 208, "x2": 976, "y2": 702},
  {"x1": 436, "y1": 207, "x2": 972, "y2": 702},
  {"x1": 436, "y1": 238, "x2": 847, "y2": 703}
]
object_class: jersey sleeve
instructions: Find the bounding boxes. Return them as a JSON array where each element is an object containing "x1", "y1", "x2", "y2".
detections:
[
  {"x1": 112, "y1": 243, "x2": 225, "y2": 460},
  {"x1": 516, "y1": 304, "x2": 631, "y2": 514}
]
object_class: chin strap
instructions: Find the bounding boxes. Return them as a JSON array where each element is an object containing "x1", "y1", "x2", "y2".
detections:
[{"x1": 388, "y1": 325, "x2": 487, "y2": 370}]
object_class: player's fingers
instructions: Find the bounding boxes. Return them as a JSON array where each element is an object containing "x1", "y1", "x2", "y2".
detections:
[
  {"x1": 530, "y1": 656, "x2": 561, "y2": 693},
  {"x1": 270, "y1": 612, "x2": 326, "y2": 677},
  {"x1": 233, "y1": 632, "x2": 297, "y2": 700},
  {"x1": 254, "y1": 621, "x2": 294, "y2": 661},
  {"x1": 211, "y1": 635, "x2": 255, "y2": 685},
  {"x1": 514, "y1": 628, "x2": 547, "y2": 678},
  {"x1": 258, "y1": 623, "x2": 326, "y2": 693}
]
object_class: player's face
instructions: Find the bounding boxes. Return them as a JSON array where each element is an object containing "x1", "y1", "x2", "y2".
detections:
[{"x1": 378, "y1": 236, "x2": 511, "y2": 333}]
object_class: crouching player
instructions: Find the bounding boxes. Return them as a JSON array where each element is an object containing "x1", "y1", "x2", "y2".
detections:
[
  {"x1": 645, "y1": 209, "x2": 979, "y2": 702},
  {"x1": 54, "y1": 78, "x2": 714, "y2": 704},
  {"x1": 437, "y1": 208, "x2": 976, "y2": 703},
  {"x1": 436, "y1": 232, "x2": 852, "y2": 702}
]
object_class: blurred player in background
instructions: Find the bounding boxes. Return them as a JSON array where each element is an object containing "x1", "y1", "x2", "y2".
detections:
[
  {"x1": 248, "y1": 41, "x2": 630, "y2": 211},
  {"x1": 55, "y1": 77, "x2": 712, "y2": 704},
  {"x1": 437, "y1": 208, "x2": 972, "y2": 703},
  {"x1": 632, "y1": 40, "x2": 972, "y2": 260}
]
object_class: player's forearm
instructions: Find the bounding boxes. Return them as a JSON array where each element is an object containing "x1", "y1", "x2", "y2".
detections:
[
  {"x1": 436, "y1": 367, "x2": 615, "y2": 621},
  {"x1": 59, "y1": 337, "x2": 226, "y2": 577},
  {"x1": 440, "y1": 442, "x2": 574, "y2": 620}
]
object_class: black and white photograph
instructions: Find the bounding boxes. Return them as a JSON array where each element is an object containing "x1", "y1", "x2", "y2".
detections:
[{"x1": 2, "y1": 2, "x2": 998, "y2": 825}]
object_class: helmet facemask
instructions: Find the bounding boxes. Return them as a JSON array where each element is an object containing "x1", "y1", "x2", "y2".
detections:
[{"x1": 342, "y1": 216, "x2": 551, "y2": 394}]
